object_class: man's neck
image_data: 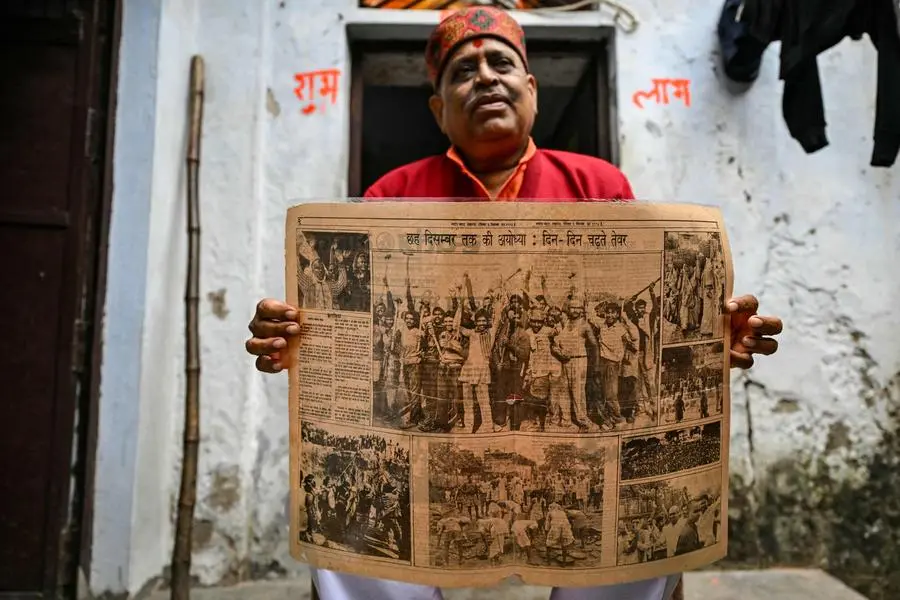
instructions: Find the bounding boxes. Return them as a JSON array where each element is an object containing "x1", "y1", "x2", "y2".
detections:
[{"x1": 456, "y1": 138, "x2": 530, "y2": 183}]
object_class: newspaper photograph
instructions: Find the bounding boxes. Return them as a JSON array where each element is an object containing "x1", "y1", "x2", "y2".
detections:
[
  {"x1": 285, "y1": 201, "x2": 732, "y2": 588},
  {"x1": 425, "y1": 436, "x2": 613, "y2": 569},
  {"x1": 616, "y1": 468, "x2": 723, "y2": 565}
]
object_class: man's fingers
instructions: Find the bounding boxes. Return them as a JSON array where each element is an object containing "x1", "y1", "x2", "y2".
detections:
[
  {"x1": 730, "y1": 350, "x2": 754, "y2": 369},
  {"x1": 725, "y1": 294, "x2": 759, "y2": 314},
  {"x1": 748, "y1": 315, "x2": 783, "y2": 336},
  {"x1": 245, "y1": 336, "x2": 287, "y2": 356},
  {"x1": 255, "y1": 298, "x2": 298, "y2": 321},
  {"x1": 255, "y1": 354, "x2": 284, "y2": 374},
  {"x1": 249, "y1": 318, "x2": 301, "y2": 339},
  {"x1": 741, "y1": 336, "x2": 778, "y2": 356}
]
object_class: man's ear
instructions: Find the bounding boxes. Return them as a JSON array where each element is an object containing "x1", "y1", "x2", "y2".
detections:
[
  {"x1": 527, "y1": 73, "x2": 538, "y2": 116},
  {"x1": 428, "y1": 93, "x2": 446, "y2": 133}
]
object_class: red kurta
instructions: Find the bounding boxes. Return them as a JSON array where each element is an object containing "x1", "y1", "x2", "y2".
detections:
[{"x1": 363, "y1": 145, "x2": 634, "y2": 202}]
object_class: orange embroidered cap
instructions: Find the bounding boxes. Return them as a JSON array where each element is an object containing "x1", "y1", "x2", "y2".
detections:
[{"x1": 425, "y1": 6, "x2": 528, "y2": 87}]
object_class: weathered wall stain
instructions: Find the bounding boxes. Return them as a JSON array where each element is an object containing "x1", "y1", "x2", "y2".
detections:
[
  {"x1": 207, "y1": 288, "x2": 230, "y2": 320},
  {"x1": 725, "y1": 372, "x2": 900, "y2": 600},
  {"x1": 644, "y1": 120, "x2": 663, "y2": 138},
  {"x1": 266, "y1": 87, "x2": 281, "y2": 117},
  {"x1": 206, "y1": 465, "x2": 241, "y2": 512},
  {"x1": 192, "y1": 518, "x2": 215, "y2": 550},
  {"x1": 824, "y1": 422, "x2": 852, "y2": 454},
  {"x1": 771, "y1": 397, "x2": 800, "y2": 414}
]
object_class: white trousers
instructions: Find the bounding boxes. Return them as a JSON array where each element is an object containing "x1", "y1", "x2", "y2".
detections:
[{"x1": 310, "y1": 569, "x2": 682, "y2": 600}]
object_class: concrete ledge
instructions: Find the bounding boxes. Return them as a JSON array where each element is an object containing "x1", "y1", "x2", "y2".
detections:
[
  {"x1": 146, "y1": 569, "x2": 866, "y2": 600},
  {"x1": 684, "y1": 569, "x2": 867, "y2": 600}
]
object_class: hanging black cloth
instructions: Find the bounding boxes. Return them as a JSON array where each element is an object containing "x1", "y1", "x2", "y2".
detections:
[
  {"x1": 739, "y1": 0, "x2": 900, "y2": 167},
  {"x1": 869, "y1": 0, "x2": 900, "y2": 166},
  {"x1": 718, "y1": 0, "x2": 767, "y2": 82},
  {"x1": 894, "y1": 1, "x2": 900, "y2": 39}
]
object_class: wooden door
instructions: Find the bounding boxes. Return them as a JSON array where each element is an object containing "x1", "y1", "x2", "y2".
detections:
[{"x1": 0, "y1": 1, "x2": 117, "y2": 597}]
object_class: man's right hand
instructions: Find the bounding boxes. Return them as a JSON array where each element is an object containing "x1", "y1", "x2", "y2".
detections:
[{"x1": 245, "y1": 298, "x2": 300, "y2": 373}]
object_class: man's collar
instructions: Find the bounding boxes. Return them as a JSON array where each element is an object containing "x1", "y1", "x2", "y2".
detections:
[{"x1": 445, "y1": 137, "x2": 537, "y2": 172}]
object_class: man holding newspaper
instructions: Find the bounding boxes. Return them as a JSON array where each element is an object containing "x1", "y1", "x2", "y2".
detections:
[{"x1": 245, "y1": 7, "x2": 782, "y2": 600}]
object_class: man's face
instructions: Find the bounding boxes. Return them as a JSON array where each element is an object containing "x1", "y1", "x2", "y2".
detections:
[
  {"x1": 384, "y1": 316, "x2": 394, "y2": 329},
  {"x1": 547, "y1": 308, "x2": 562, "y2": 326},
  {"x1": 529, "y1": 318, "x2": 543, "y2": 332},
  {"x1": 688, "y1": 501, "x2": 702, "y2": 524},
  {"x1": 312, "y1": 260, "x2": 326, "y2": 280},
  {"x1": 475, "y1": 316, "x2": 489, "y2": 332},
  {"x1": 443, "y1": 315, "x2": 455, "y2": 332},
  {"x1": 429, "y1": 38, "x2": 537, "y2": 159},
  {"x1": 635, "y1": 302, "x2": 647, "y2": 317},
  {"x1": 404, "y1": 313, "x2": 415, "y2": 328},
  {"x1": 568, "y1": 304, "x2": 583, "y2": 320},
  {"x1": 605, "y1": 308, "x2": 618, "y2": 324}
]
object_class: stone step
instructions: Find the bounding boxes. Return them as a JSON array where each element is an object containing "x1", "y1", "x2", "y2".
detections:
[{"x1": 145, "y1": 569, "x2": 867, "y2": 600}]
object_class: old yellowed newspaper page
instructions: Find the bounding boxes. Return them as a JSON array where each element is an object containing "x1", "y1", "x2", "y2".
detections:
[{"x1": 285, "y1": 201, "x2": 732, "y2": 588}]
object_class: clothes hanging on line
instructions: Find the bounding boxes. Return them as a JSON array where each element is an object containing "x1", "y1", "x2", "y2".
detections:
[
  {"x1": 718, "y1": 0, "x2": 767, "y2": 82},
  {"x1": 731, "y1": 0, "x2": 900, "y2": 167}
]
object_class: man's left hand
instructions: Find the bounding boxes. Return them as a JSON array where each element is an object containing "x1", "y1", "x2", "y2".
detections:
[{"x1": 726, "y1": 294, "x2": 782, "y2": 369}]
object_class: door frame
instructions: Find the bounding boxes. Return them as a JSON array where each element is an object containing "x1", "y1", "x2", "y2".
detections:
[
  {"x1": 0, "y1": 1, "x2": 120, "y2": 597},
  {"x1": 76, "y1": 0, "x2": 123, "y2": 593},
  {"x1": 345, "y1": 24, "x2": 619, "y2": 197}
]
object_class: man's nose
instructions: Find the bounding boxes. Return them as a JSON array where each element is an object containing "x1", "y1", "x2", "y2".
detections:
[{"x1": 475, "y1": 60, "x2": 499, "y2": 86}]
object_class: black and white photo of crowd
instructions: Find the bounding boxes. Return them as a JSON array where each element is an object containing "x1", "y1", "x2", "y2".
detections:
[
  {"x1": 297, "y1": 422, "x2": 412, "y2": 562},
  {"x1": 427, "y1": 438, "x2": 608, "y2": 568},
  {"x1": 660, "y1": 342, "x2": 724, "y2": 425},
  {"x1": 617, "y1": 470, "x2": 722, "y2": 565},
  {"x1": 371, "y1": 251, "x2": 661, "y2": 434},
  {"x1": 662, "y1": 232, "x2": 726, "y2": 344},
  {"x1": 295, "y1": 230, "x2": 371, "y2": 312},
  {"x1": 620, "y1": 421, "x2": 722, "y2": 481}
]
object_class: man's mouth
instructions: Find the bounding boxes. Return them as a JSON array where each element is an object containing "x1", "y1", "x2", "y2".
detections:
[{"x1": 472, "y1": 93, "x2": 510, "y2": 111}]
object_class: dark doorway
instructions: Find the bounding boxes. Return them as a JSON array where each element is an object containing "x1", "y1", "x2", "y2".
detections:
[
  {"x1": 348, "y1": 39, "x2": 615, "y2": 196},
  {"x1": 0, "y1": 1, "x2": 118, "y2": 597}
]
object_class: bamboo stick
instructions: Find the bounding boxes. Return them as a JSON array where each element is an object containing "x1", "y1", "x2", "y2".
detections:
[{"x1": 171, "y1": 54, "x2": 204, "y2": 600}]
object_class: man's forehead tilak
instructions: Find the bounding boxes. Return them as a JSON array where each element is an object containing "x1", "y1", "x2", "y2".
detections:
[{"x1": 445, "y1": 37, "x2": 527, "y2": 74}]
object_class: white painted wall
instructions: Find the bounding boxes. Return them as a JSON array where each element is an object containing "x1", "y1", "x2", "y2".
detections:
[{"x1": 92, "y1": 0, "x2": 900, "y2": 594}]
